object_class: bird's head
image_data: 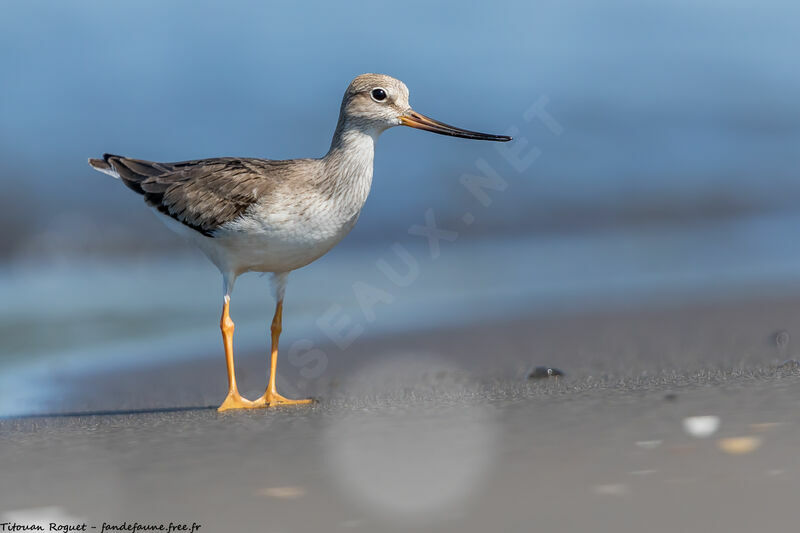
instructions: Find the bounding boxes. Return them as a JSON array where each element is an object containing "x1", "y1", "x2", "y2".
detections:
[{"x1": 338, "y1": 73, "x2": 511, "y2": 142}]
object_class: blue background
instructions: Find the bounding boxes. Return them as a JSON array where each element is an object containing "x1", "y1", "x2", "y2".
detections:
[{"x1": 1, "y1": 0, "x2": 798, "y2": 256}]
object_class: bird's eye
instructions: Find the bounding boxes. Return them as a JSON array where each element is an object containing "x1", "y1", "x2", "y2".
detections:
[{"x1": 370, "y1": 88, "x2": 387, "y2": 102}]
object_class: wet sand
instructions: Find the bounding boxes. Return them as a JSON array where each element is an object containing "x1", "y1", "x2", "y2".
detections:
[{"x1": 2, "y1": 295, "x2": 800, "y2": 532}]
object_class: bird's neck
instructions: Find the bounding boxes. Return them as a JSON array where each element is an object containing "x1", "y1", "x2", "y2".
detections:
[{"x1": 321, "y1": 122, "x2": 379, "y2": 214}]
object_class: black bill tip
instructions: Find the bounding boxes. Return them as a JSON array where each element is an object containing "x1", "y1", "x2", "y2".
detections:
[{"x1": 400, "y1": 111, "x2": 512, "y2": 142}]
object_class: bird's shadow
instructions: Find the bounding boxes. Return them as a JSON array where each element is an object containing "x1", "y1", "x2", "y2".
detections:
[{"x1": 0, "y1": 405, "x2": 216, "y2": 421}]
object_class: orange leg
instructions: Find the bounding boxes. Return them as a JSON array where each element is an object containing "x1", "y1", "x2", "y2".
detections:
[
  {"x1": 217, "y1": 296, "x2": 256, "y2": 411},
  {"x1": 253, "y1": 299, "x2": 314, "y2": 407}
]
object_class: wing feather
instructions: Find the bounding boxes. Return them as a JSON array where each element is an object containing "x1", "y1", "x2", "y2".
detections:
[{"x1": 97, "y1": 154, "x2": 289, "y2": 236}]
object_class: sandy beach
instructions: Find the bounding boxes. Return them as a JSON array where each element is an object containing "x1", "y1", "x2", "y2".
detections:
[{"x1": 2, "y1": 294, "x2": 800, "y2": 532}]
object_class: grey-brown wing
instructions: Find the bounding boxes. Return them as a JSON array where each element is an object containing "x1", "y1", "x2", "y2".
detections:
[{"x1": 99, "y1": 154, "x2": 285, "y2": 236}]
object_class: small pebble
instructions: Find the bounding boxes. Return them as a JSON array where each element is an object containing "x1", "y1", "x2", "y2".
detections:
[
  {"x1": 774, "y1": 330, "x2": 790, "y2": 349},
  {"x1": 717, "y1": 436, "x2": 762, "y2": 455},
  {"x1": 258, "y1": 486, "x2": 306, "y2": 499},
  {"x1": 528, "y1": 366, "x2": 565, "y2": 379},
  {"x1": 683, "y1": 416, "x2": 720, "y2": 438},
  {"x1": 663, "y1": 392, "x2": 678, "y2": 402}
]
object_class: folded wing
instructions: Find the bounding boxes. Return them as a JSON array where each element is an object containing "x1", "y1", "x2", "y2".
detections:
[{"x1": 89, "y1": 154, "x2": 290, "y2": 236}]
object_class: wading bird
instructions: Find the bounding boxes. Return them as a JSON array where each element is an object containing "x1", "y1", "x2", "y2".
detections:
[{"x1": 89, "y1": 73, "x2": 510, "y2": 411}]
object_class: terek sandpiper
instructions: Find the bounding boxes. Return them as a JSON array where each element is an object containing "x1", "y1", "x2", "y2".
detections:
[{"x1": 89, "y1": 73, "x2": 511, "y2": 411}]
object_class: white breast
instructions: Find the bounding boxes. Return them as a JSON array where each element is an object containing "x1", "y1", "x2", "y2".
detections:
[{"x1": 215, "y1": 189, "x2": 365, "y2": 274}]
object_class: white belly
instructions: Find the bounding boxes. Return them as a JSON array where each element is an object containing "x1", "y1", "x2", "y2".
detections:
[{"x1": 155, "y1": 198, "x2": 359, "y2": 276}]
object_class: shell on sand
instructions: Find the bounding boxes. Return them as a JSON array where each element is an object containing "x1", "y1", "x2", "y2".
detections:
[{"x1": 717, "y1": 436, "x2": 762, "y2": 455}]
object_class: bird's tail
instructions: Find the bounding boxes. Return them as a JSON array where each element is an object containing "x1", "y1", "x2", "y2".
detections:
[
  {"x1": 88, "y1": 153, "x2": 173, "y2": 196},
  {"x1": 88, "y1": 153, "x2": 121, "y2": 179}
]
